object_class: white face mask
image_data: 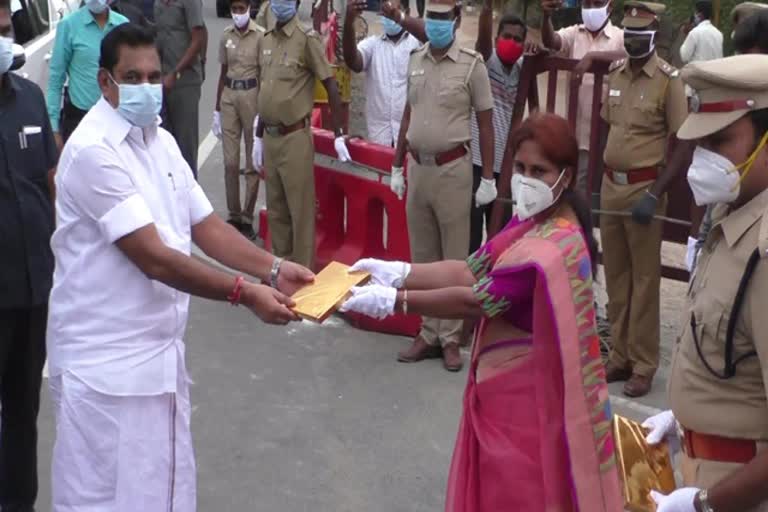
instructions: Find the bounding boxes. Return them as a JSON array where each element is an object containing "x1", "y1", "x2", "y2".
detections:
[
  {"x1": 582, "y1": 3, "x2": 610, "y2": 32},
  {"x1": 511, "y1": 170, "x2": 566, "y2": 220},
  {"x1": 0, "y1": 36, "x2": 13, "y2": 75},
  {"x1": 687, "y1": 146, "x2": 740, "y2": 206},
  {"x1": 232, "y1": 11, "x2": 250, "y2": 28}
]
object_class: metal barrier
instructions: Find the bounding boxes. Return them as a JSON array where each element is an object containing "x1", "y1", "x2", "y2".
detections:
[{"x1": 489, "y1": 53, "x2": 693, "y2": 281}]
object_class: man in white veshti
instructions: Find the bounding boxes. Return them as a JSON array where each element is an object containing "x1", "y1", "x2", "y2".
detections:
[{"x1": 47, "y1": 23, "x2": 313, "y2": 511}]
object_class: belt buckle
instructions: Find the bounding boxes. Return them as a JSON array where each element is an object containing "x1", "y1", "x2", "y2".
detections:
[
  {"x1": 613, "y1": 171, "x2": 629, "y2": 186},
  {"x1": 234, "y1": 80, "x2": 245, "y2": 90},
  {"x1": 421, "y1": 153, "x2": 437, "y2": 166},
  {"x1": 265, "y1": 125, "x2": 281, "y2": 136}
]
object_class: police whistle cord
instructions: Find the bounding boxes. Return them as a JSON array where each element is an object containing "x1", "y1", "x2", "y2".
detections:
[{"x1": 493, "y1": 198, "x2": 692, "y2": 227}]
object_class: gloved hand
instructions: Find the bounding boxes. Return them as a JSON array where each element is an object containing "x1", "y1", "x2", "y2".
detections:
[
  {"x1": 339, "y1": 285, "x2": 397, "y2": 319},
  {"x1": 349, "y1": 258, "x2": 411, "y2": 287},
  {"x1": 252, "y1": 135, "x2": 264, "y2": 174},
  {"x1": 334, "y1": 136, "x2": 351, "y2": 162},
  {"x1": 631, "y1": 190, "x2": 658, "y2": 225},
  {"x1": 686, "y1": 236, "x2": 698, "y2": 273},
  {"x1": 390, "y1": 166, "x2": 406, "y2": 200},
  {"x1": 650, "y1": 488, "x2": 700, "y2": 512},
  {"x1": 212, "y1": 111, "x2": 222, "y2": 139},
  {"x1": 475, "y1": 177, "x2": 498, "y2": 207},
  {"x1": 642, "y1": 410, "x2": 677, "y2": 445}
]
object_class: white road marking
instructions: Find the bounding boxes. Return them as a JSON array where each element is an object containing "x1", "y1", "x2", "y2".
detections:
[{"x1": 197, "y1": 131, "x2": 219, "y2": 170}]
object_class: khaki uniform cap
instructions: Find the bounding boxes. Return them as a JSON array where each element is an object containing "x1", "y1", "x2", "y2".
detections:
[
  {"x1": 426, "y1": 0, "x2": 455, "y2": 14},
  {"x1": 678, "y1": 54, "x2": 768, "y2": 140},
  {"x1": 622, "y1": 1, "x2": 665, "y2": 28}
]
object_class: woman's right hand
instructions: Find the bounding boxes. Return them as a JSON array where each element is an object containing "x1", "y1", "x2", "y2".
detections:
[{"x1": 349, "y1": 258, "x2": 411, "y2": 288}]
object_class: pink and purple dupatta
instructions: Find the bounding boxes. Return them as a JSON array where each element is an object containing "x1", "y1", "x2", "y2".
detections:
[{"x1": 445, "y1": 217, "x2": 622, "y2": 512}]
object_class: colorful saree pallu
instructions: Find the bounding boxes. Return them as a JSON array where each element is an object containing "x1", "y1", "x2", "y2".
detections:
[{"x1": 446, "y1": 217, "x2": 622, "y2": 512}]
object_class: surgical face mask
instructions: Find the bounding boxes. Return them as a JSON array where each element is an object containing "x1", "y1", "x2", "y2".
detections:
[
  {"x1": 0, "y1": 36, "x2": 12, "y2": 75},
  {"x1": 232, "y1": 11, "x2": 250, "y2": 28},
  {"x1": 425, "y1": 18, "x2": 455, "y2": 49},
  {"x1": 381, "y1": 16, "x2": 403, "y2": 36},
  {"x1": 271, "y1": 0, "x2": 297, "y2": 23},
  {"x1": 86, "y1": 0, "x2": 108, "y2": 14},
  {"x1": 687, "y1": 133, "x2": 768, "y2": 206},
  {"x1": 511, "y1": 170, "x2": 566, "y2": 220},
  {"x1": 624, "y1": 29, "x2": 656, "y2": 59},
  {"x1": 110, "y1": 75, "x2": 163, "y2": 128},
  {"x1": 581, "y1": 3, "x2": 610, "y2": 32}
]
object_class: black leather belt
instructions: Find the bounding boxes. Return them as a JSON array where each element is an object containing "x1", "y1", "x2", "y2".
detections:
[{"x1": 225, "y1": 77, "x2": 258, "y2": 90}]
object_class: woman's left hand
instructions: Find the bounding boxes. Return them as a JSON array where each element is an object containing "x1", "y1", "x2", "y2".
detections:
[{"x1": 340, "y1": 285, "x2": 397, "y2": 319}]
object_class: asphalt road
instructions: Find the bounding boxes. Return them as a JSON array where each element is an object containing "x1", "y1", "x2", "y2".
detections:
[{"x1": 32, "y1": 7, "x2": 670, "y2": 511}]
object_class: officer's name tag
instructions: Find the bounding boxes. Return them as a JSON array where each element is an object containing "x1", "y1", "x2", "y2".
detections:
[
  {"x1": 609, "y1": 89, "x2": 621, "y2": 97},
  {"x1": 410, "y1": 69, "x2": 425, "y2": 77}
]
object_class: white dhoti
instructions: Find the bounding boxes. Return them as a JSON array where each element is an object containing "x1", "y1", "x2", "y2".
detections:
[{"x1": 49, "y1": 363, "x2": 196, "y2": 512}]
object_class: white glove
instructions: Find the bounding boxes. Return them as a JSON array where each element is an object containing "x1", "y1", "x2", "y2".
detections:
[
  {"x1": 390, "y1": 166, "x2": 406, "y2": 200},
  {"x1": 252, "y1": 115, "x2": 264, "y2": 171},
  {"x1": 334, "y1": 136, "x2": 351, "y2": 162},
  {"x1": 650, "y1": 488, "x2": 700, "y2": 512},
  {"x1": 339, "y1": 285, "x2": 397, "y2": 319},
  {"x1": 349, "y1": 258, "x2": 411, "y2": 287},
  {"x1": 212, "y1": 111, "x2": 222, "y2": 139},
  {"x1": 642, "y1": 410, "x2": 677, "y2": 445},
  {"x1": 685, "y1": 236, "x2": 698, "y2": 272},
  {"x1": 475, "y1": 177, "x2": 498, "y2": 207}
]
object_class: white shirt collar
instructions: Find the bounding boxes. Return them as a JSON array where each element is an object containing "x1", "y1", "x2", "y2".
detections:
[{"x1": 94, "y1": 97, "x2": 161, "y2": 146}]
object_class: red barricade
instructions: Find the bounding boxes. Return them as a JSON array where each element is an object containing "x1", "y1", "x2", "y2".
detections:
[{"x1": 257, "y1": 128, "x2": 421, "y2": 337}]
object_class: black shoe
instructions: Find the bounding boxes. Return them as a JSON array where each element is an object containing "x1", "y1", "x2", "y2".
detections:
[{"x1": 241, "y1": 224, "x2": 256, "y2": 240}]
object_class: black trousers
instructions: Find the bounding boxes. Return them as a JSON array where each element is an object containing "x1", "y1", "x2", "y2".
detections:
[
  {"x1": 401, "y1": 0, "x2": 424, "y2": 16},
  {"x1": 60, "y1": 98, "x2": 88, "y2": 143},
  {"x1": 470, "y1": 165, "x2": 499, "y2": 253},
  {"x1": 0, "y1": 305, "x2": 47, "y2": 509}
]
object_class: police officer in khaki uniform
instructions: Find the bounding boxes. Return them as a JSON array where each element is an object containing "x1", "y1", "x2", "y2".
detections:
[
  {"x1": 642, "y1": 54, "x2": 768, "y2": 512},
  {"x1": 213, "y1": 0, "x2": 262, "y2": 239},
  {"x1": 390, "y1": 0, "x2": 495, "y2": 372},
  {"x1": 600, "y1": 1, "x2": 692, "y2": 398},
  {"x1": 253, "y1": 0, "x2": 350, "y2": 269}
]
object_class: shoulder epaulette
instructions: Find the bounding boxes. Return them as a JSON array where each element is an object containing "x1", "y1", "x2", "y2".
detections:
[
  {"x1": 459, "y1": 47, "x2": 482, "y2": 59},
  {"x1": 299, "y1": 24, "x2": 320, "y2": 38},
  {"x1": 658, "y1": 59, "x2": 680, "y2": 78}
]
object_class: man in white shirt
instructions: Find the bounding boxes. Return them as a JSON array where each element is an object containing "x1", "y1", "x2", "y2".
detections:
[
  {"x1": 342, "y1": 0, "x2": 421, "y2": 146},
  {"x1": 680, "y1": 1, "x2": 723, "y2": 66},
  {"x1": 47, "y1": 24, "x2": 313, "y2": 511}
]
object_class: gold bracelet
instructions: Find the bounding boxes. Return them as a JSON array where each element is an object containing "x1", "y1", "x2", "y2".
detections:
[{"x1": 402, "y1": 289, "x2": 408, "y2": 315}]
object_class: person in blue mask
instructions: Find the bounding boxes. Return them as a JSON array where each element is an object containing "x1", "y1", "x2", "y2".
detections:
[
  {"x1": 386, "y1": 0, "x2": 495, "y2": 372},
  {"x1": 342, "y1": 0, "x2": 421, "y2": 146},
  {"x1": 48, "y1": 23, "x2": 314, "y2": 511}
]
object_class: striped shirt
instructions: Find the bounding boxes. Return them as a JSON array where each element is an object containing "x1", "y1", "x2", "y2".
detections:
[{"x1": 470, "y1": 51, "x2": 521, "y2": 172}]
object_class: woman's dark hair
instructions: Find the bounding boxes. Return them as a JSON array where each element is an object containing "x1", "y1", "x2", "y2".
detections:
[
  {"x1": 497, "y1": 13, "x2": 527, "y2": 39},
  {"x1": 733, "y1": 10, "x2": 768, "y2": 54},
  {"x1": 99, "y1": 23, "x2": 156, "y2": 73},
  {"x1": 508, "y1": 113, "x2": 599, "y2": 275}
]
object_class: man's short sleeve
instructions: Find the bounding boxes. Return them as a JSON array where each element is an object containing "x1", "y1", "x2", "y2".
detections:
[
  {"x1": 305, "y1": 32, "x2": 333, "y2": 81},
  {"x1": 665, "y1": 76, "x2": 688, "y2": 134},
  {"x1": 357, "y1": 36, "x2": 377, "y2": 71},
  {"x1": 219, "y1": 32, "x2": 228, "y2": 65},
  {"x1": 62, "y1": 145, "x2": 154, "y2": 243},
  {"x1": 469, "y1": 58, "x2": 494, "y2": 112},
  {"x1": 189, "y1": 183, "x2": 214, "y2": 225},
  {"x1": 183, "y1": 0, "x2": 204, "y2": 30},
  {"x1": 556, "y1": 25, "x2": 579, "y2": 57}
]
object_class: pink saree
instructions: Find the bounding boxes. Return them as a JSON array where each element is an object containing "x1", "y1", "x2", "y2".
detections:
[{"x1": 445, "y1": 216, "x2": 623, "y2": 512}]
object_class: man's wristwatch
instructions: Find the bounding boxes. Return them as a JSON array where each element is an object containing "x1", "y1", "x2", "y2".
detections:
[
  {"x1": 270, "y1": 257, "x2": 284, "y2": 289},
  {"x1": 696, "y1": 489, "x2": 715, "y2": 512}
]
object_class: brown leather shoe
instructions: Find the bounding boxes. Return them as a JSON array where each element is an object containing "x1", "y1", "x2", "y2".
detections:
[
  {"x1": 604, "y1": 362, "x2": 633, "y2": 383},
  {"x1": 397, "y1": 336, "x2": 442, "y2": 363},
  {"x1": 442, "y1": 343, "x2": 463, "y2": 372},
  {"x1": 623, "y1": 374, "x2": 652, "y2": 398}
]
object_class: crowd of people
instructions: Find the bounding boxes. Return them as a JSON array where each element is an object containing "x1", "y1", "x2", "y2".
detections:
[{"x1": 4, "y1": 0, "x2": 768, "y2": 510}]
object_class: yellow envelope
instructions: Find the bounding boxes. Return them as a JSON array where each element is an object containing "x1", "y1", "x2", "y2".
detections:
[
  {"x1": 291, "y1": 262, "x2": 370, "y2": 323},
  {"x1": 613, "y1": 415, "x2": 677, "y2": 512}
]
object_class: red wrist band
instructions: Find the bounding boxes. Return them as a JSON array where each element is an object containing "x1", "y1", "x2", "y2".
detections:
[{"x1": 228, "y1": 276, "x2": 245, "y2": 305}]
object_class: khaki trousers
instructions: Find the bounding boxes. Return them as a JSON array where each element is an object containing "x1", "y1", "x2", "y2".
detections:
[
  {"x1": 681, "y1": 449, "x2": 768, "y2": 511},
  {"x1": 600, "y1": 176, "x2": 667, "y2": 377},
  {"x1": 263, "y1": 125, "x2": 315, "y2": 268},
  {"x1": 221, "y1": 87, "x2": 260, "y2": 225},
  {"x1": 406, "y1": 153, "x2": 472, "y2": 347}
]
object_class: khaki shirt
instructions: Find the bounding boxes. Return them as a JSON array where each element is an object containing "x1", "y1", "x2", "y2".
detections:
[
  {"x1": 669, "y1": 189, "x2": 768, "y2": 440},
  {"x1": 154, "y1": 0, "x2": 205, "y2": 87},
  {"x1": 257, "y1": 16, "x2": 332, "y2": 126},
  {"x1": 406, "y1": 41, "x2": 494, "y2": 155},
  {"x1": 601, "y1": 54, "x2": 687, "y2": 171},
  {"x1": 219, "y1": 21, "x2": 263, "y2": 81},
  {"x1": 255, "y1": 1, "x2": 276, "y2": 32}
]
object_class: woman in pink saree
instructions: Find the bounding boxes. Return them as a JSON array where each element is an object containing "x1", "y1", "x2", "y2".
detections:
[{"x1": 342, "y1": 114, "x2": 623, "y2": 511}]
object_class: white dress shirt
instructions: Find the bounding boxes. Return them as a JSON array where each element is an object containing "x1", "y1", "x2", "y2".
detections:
[
  {"x1": 357, "y1": 31, "x2": 422, "y2": 146},
  {"x1": 47, "y1": 97, "x2": 214, "y2": 397},
  {"x1": 680, "y1": 19, "x2": 723, "y2": 64}
]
